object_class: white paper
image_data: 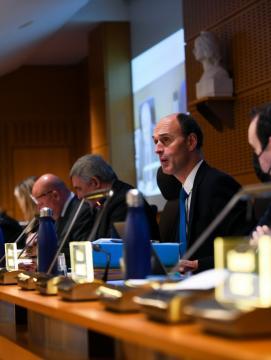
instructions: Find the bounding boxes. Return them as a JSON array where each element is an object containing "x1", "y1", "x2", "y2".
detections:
[
  {"x1": 92, "y1": 238, "x2": 122, "y2": 244},
  {"x1": 160, "y1": 269, "x2": 229, "y2": 291}
]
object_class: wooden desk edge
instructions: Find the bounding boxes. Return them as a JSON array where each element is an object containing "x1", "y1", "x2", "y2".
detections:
[{"x1": 0, "y1": 285, "x2": 271, "y2": 360}]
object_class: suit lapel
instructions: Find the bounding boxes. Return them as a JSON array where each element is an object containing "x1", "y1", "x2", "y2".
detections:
[
  {"x1": 55, "y1": 216, "x2": 65, "y2": 236},
  {"x1": 56, "y1": 197, "x2": 75, "y2": 241},
  {"x1": 187, "y1": 161, "x2": 208, "y2": 245}
]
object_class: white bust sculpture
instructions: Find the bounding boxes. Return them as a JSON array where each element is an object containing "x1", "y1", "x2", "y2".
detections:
[{"x1": 194, "y1": 31, "x2": 233, "y2": 99}]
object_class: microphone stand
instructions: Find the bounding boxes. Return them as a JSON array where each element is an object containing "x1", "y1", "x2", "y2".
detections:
[
  {"x1": 34, "y1": 193, "x2": 114, "y2": 295},
  {"x1": 47, "y1": 198, "x2": 86, "y2": 275},
  {"x1": 0, "y1": 216, "x2": 38, "y2": 265},
  {"x1": 58, "y1": 190, "x2": 114, "y2": 301},
  {"x1": 40, "y1": 188, "x2": 114, "y2": 277},
  {"x1": 18, "y1": 198, "x2": 86, "y2": 291},
  {"x1": 0, "y1": 216, "x2": 38, "y2": 285}
]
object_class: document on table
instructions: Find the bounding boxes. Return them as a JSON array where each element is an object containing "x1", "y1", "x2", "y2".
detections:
[{"x1": 160, "y1": 269, "x2": 229, "y2": 291}]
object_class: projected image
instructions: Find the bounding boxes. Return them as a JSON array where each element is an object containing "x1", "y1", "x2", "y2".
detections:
[
  {"x1": 135, "y1": 98, "x2": 157, "y2": 195},
  {"x1": 132, "y1": 29, "x2": 186, "y2": 199}
]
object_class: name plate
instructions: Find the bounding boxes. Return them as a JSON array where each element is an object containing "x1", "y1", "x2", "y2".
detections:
[
  {"x1": 69, "y1": 241, "x2": 94, "y2": 282},
  {"x1": 5, "y1": 243, "x2": 18, "y2": 271},
  {"x1": 214, "y1": 236, "x2": 271, "y2": 307}
]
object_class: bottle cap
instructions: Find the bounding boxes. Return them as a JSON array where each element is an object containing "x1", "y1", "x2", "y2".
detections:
[
  {"x1": 126, "y1": 189, "x2": 143, "y2": 207},
  {"x1": 39, "y1": 207, "x2": 53, "y2": 217}
]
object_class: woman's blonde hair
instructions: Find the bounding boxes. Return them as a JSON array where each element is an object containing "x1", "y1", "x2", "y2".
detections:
[{"x1": 14, "y1": 176, "x2": 37, "y2": 221}]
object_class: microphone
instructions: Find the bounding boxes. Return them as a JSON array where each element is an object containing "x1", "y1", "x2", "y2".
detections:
[
  {"x1": 85, "y1": 189, "x2": 114, "y2": 242},
  {"x1": 18, "y1": 199, "x2": 90, "y2": 292},
  {"x1": 46, "y1": 197, "x2": 86, "y2": 275},
  {"x1": 84, "y1": 188, "x2": 113, "y2": 202},
  {"x1": 171, "y1": 182, "x2": 271, "y2": 272},
  {"x1": 92, "y1": 244, "x2": 111, "y2": 282},
  {"x1": 84, "y1": 189, "x2": 114, "y2": 281},
  {"x1": 47, "y1": 188, "x2": 113, "y2": 275},
  {"x1": 0, "y1": 215, "x2": 39, "y2": 265},
  {"x1": 55, "y1": 190, "x2": 115, "y2": 300}
]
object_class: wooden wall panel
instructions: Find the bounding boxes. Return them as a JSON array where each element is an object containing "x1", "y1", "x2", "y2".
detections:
[
  {"x1": 184, "y1": 0, "x2": 256, "y2": 40},
  {"x1": 183, "y1": 0, "x2": 271, "y2": 184},
  {"x1": 0, "y1": 64, "x2": 89, "y2": 218},
  {"x1": 13, "y1": 147, "x2": 70, "y2": 219},
  {"x1": 88, "y1": 25, "x2": 108, "y2": 160},
  {"x1": 104, "y1": 23, "x2": 135, "y2": 185},
  {"x1": 88, "y1": 23, "x2": 135, "y2": 186}
]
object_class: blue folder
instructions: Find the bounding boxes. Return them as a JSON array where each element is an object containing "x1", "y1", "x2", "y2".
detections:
[{"x1": 92, "y1": 241, "x2": 179, "y2": 268}]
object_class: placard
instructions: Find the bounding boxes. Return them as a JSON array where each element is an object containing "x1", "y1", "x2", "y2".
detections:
[
  {"x1": 69, "y1": 241, "x2": 94, "y2": 282},
  {"x1": 5, "y1": 243, "x2": 18, "y2": 271},
  {"x1": 215, "y1": 236, "x2": 271, "y2": 307}
]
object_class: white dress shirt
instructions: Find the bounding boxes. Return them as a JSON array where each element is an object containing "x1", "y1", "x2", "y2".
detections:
[{"x1": 182, "y1": 160, "x2": 203, "y2": 221}]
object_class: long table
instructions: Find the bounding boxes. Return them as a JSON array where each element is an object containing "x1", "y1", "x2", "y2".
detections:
[{"x1": 0, "y1": 285, "x2": 271, "y2": 360}]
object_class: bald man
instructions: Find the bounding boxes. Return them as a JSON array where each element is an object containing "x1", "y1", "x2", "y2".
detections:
[
  {"x1": 153, "y1": 113, "x2": 253, "y2": 273},
  {"x1": 32, "y1": 174, "x2": 94, "y2": 266}
]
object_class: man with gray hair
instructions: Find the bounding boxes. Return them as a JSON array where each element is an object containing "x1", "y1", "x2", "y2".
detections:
[{"x1": 70, "y1": 154, "x2": 159, "y2": 240}]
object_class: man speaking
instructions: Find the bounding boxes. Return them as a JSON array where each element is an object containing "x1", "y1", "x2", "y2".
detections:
[{"x1": 153, "y1": 113, "x2": 253, "y2": 273}]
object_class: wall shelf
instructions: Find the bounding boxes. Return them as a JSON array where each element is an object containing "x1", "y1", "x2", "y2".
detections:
[{"x1": 189, "y1": 96, "x2": 235, "y2": 131}]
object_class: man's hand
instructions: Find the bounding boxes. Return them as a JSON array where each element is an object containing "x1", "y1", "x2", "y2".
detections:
[
  {"x1": 250, "y1": 225, "x2": 271, "y2": 247},
  {"x1": 178, "y1": 259, "x2": 198, "y2": 273},
  {"x1": 18, "y1": 260, "x2": 37, "y2": 272}
]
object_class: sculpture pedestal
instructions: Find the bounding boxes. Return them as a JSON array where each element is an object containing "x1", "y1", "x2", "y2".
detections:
[
  {"x1": 196, "y1": 77, "x2": 233, "y2": 99},
  {"x1": 189, "y1": 96, "x2": 235, "y2": 131}
]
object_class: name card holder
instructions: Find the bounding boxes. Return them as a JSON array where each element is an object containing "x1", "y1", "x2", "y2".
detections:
[
  {"x1": 214, "y1": 236, "x2": 271, "y2": 308},
  {"x1": 0, "y1": 243, "x2": 21, "y2": 284},
  {"x1": 58, "y1": 241, "x2": 102, "y2": 301},
  {"x1": 185, "y1": 236, "x2": 271, "y2": 337},
  {"x1": 5, "y1": 243, "x2": 18, "y2": 271}
]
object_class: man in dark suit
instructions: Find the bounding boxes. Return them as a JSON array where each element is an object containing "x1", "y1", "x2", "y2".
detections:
[
  {"x1": 32, "y1": 174, "x2": 94, "y2": 265},
  {"x1": 0, "y1": 211, "x2": 22, "y2": 243},
  {"x1": 248, "y1": 103, "x2": 271, "y2": 245},
  {"x1": 154, "y1": 113, "x2": 253, "y2": 272},
  {"x1": 70, "y1": 154, "x2": 160, "y2": 241}
]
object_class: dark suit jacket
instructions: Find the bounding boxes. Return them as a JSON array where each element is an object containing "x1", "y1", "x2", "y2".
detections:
[
  {"x1": 56, "y1": 195, "x2": 94, "y2": 266},
  {"x1": 94, "y1": 179, "x2": 160, "y2": 241},
  {"x1": 256, "y1": 200, "x2": 271, "y2": 227},
  {"x1": 159, "y1": 162, "x2": 255, "y2": 271},
  {"x1": 0, "y1": 212, "x2": 22, "y2": 244}
]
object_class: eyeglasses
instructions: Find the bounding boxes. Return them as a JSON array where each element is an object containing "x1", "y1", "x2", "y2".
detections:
[{"x1": 31, "y1": 190, "x2": 53, "y2": 204}]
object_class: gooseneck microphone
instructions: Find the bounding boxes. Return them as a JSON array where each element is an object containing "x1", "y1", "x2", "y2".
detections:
[
  {"x1": 92, "y1": 244, "x2": 111, "y2": 282},
  {"x1": 84, "y1": 188, "x2": 113, "y2": 202},
  {"x1": 46, "y1": 197, "x2": 86, "y2": 275},
  {"x1": 46, "y1": 189, "x2": 114, "y2": 276},
  {"x1": 0, "y1": 215, "x2": 39, "y2": 265},
  {"x1": 85, "y1": 189, "x2": 114, "y2": 242},
  {"x1": 85, "y1": 189, "x2": 114, "y2": 282}
]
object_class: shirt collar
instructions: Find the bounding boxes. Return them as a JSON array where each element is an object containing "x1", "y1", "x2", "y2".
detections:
[
  {"x1": 60, "y1": 192, "x2": 75, "y2": 217},
  {"x1": 182, "y1": 160, "x2": 203, "y2": 196}
]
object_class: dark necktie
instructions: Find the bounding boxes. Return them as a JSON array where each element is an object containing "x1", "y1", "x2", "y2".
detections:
[{"x1": 179, "y1": 188, "x2": 188, "y2": 256}]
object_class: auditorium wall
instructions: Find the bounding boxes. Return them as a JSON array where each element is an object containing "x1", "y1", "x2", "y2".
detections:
[
  {"x1": 183, "y1": 0, "x2": 271, "y2": 185},
  {"x1": 0, "y1": 63, "x2": 89, "y2": 219},
  {"x1": 88, "y1": 22, "x2": 135, "y2": 186},
  {"x1": 2, "y1": 0, "x2": 271, "y2": 219}
]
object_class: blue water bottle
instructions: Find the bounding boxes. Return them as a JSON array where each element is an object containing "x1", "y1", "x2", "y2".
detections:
[
  {"x1": 0, "y1": 227, "x2": 5, "y2": 267},
  {"x1": 124, "y1": 189, "x2": 151, "y2": 279},
  {"x1": 37, "y1": 207, "x2": 58, "y2": 274}
]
